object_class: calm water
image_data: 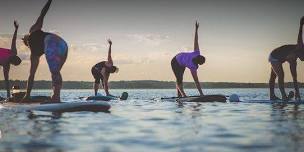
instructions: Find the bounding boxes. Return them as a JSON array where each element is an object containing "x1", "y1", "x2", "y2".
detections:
[{"x1": 1, "y1": 89, "x2": 304, "y2": 152}]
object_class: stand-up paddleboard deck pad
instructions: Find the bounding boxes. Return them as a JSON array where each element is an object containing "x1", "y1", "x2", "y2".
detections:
[
  {"x1": 0, "y1": 96, "x2": 111, "y2": 112},
  {"x1": 162, "y1": 95, "x2": 227, "y2": 103},
  {"x1": 84, "y1": 92, "x2": 129, "y2": 101}
]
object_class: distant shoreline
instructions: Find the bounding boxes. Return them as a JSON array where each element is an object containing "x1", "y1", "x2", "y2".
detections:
[{"x1": 0, "y1": 80, "x2": 303, "y2": 89}]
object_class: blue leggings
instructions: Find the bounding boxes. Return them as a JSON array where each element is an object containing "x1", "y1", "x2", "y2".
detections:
[{"x1": 44, "y1": 34, "x2": 68, "y2": 86}]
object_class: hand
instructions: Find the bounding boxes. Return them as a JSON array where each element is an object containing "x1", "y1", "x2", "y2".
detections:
[
  {"x1": 21, "y1": 94, "x2": 30, "y2": 102},
  {"x1": 14, "y1": 20, "x2": 19, "y2": 29},
  {"x1": 195, "y1": 21, "x2": 199, "y2": 29},
  {"x1": 108, "y1": 39, "x2": 112, "y2": 45}
]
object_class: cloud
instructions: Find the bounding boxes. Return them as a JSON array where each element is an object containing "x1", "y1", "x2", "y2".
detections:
[
  {"x1": 0, "y1": 34, "x2": 24, "y2": 39},
  {"x1": 127, "y1": 33, "x2": 170, "y2": 46},
  {"x1": 69, "y1": 42, "x2": 107, "y2": 54}
]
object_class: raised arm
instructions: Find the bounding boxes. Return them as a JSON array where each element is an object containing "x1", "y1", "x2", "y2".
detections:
[
  {"x1": 30, "y1": 0, "x2": 52, "y2": 33},
  {"x1": 194, "y1": 21, "x2": 200, "y2": 51},
  {"x1": 11, "y1": 21, "x2": 19, "y2": 55},
  {"x1": 297, "y1": 16, "x2": 304, "y2": 48},
  {"x1": 107, "y1": 39, "x2": 113, "y2": 65}
]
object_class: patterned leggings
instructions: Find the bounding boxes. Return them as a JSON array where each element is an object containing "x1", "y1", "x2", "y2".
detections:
[{"x1": 44, "y1": 34, "x2": 68, "y2": 86}]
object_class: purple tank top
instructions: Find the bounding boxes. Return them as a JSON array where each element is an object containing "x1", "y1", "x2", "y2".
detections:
[
  {"x1": 175, "y1": 50, "x2": 200, "y2": 71},
  {"x1": 0, "y1": 48, "x2": 13, "y2": 65}
]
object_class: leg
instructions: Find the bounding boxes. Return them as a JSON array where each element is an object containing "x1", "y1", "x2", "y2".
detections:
[
  {"x1": 271, "y1": 63, "x2": 287, "y2": 100},
  {"x1": 45, "y1": 35, "x2": 68, "y2": 102},
  {"x1": 51, "y1": 71, "x2": 62, "y2": 102},
  {"x1": 171, "y1": 57, "x2": 186, "y2": 97},
  {"x1": 24, "y1": 55, "x2": 40, "y2": 100},
  {"x1": 3, "y1": 65, "x2": 10, "y2": 98},
  {"x1": 91, "y1": 68, "x2": 102, "y2": 96},
  {"x1": 269, "y1": 68, "x2": 279, "y2": 100},
  {"x1": 94, "y1": 83, "x2": 100, "y2": 96},
  {"x1": 176, "y1": 87, "x2": 182, "y2": 97},
  {"x1": 176, "y1": 81, "x2": 186, "y2": 97}
]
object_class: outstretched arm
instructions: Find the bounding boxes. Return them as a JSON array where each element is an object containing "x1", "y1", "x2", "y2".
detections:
[
  {"x1": 30, "y1": 0, "x2": 52, "y2": 33},
  {"x1": 191, "y1": 70, "x2": 204, "y2": 96},
  {"x1": 194, "y1": 21, "x2": 200, "y2": 51},
  {"x1": 107, "y1": 39, "x2": 113, "y2": 65},
  {"x1": 11, "y1": 21, "x2": 19, "y2": 55},
  {"x1": 297, "y1": 16, "x2": 304, "y2": 48}
]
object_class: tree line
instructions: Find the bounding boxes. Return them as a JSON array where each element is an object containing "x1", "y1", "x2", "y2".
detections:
[{"x1": 0, "y1": 80, "x2": 303, "y2": 89}]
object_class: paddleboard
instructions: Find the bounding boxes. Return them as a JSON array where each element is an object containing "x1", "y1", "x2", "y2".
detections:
[
  {"x1": 84, "y1": 92, "x2": 129, "y2": 101},
  {"x1": 228, "y1": 91, "x2": 304, "y2": 104},
  {"x1": 8, "y1": 96, "x2": 51, "y2": 103},
  {"x1": 0, "y1": 101, "x2": 111, "y2": 113},
  {"x1": 162, "y1": 95, "x2": 227, "y2": 103},
  {"x1": 232, "y1": 99, "x2": 304, "y2": 104}
]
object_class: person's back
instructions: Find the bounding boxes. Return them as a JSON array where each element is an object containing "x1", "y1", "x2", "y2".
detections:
[
  {"x1": 270, "y1": 45, "x2": 296, "y2": 63},
  {"x1": 93, "y1": 61, "x2": 106, "y2": 71},
  {"x1": 175, "y1": 50, "x2": 200, "y2": 71},
  {"x1": 0, "y1": 48, "x2": 14, "y2": 65}
]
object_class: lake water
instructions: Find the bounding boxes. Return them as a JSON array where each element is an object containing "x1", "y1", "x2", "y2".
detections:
[{"x1": 1, "y1": 88, "x2": 304, "y2": 152}]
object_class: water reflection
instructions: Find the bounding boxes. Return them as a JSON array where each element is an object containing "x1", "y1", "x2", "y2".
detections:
[
  {"x1": 271, "y1": 104, "x2": 304, "y2": 152},
  {"x1": 0, "y1": 89, "x2": 304, "y2": 152}
]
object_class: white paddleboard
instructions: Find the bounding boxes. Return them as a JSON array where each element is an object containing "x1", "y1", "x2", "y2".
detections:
[
  {"x1": 234, "y1": 100, "x2": 304, "y2": 104},
  {"x1": 1, "y1": 101, "x2": 111, "y2": 113}
]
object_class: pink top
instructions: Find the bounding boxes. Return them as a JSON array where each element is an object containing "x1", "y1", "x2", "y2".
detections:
[
  {"x1": 0, "y1": 48, "x2": 14, "y2": 65},
  {"x1": 176, "y1": 50, "x2": 200, "y2": 71}
]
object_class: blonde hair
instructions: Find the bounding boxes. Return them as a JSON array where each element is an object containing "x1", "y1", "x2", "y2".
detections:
[{"x1": 22, "y1": 34, "x2": 30, "y2": 46}]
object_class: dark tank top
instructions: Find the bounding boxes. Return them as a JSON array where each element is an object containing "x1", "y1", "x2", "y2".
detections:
[
  {"x1": 28, "y1": 30, "x2": 49, "y2": 57},
  {"x1": 270, "y1": 45, "x2": 296, "y2": 63}
]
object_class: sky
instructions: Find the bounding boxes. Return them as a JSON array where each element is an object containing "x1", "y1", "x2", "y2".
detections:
[{"x1": 0, "y1": 0, "x2": 304, "y2": 83}]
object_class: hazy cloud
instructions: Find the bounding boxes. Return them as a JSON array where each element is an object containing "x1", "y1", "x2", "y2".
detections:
[{"x1": 127, "y1": 33, "x2": 170, "y2": 46}]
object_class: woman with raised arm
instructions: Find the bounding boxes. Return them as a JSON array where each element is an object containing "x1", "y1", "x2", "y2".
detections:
[
  {"x1": 0, "y1": 21, "x2": 22, "y2": 98},
  {"x1": 171, "y1": 21, "x2": 206, "y2": 97},
  {"x1": 268, "y1": 16, "x2": 304, "y2": 101},
  {"x1": 91, "y1": 39, "x2": 119, "y2": 96},
  {"x1": 22, "y1": 0, "x2": 68, "y2": 102}
]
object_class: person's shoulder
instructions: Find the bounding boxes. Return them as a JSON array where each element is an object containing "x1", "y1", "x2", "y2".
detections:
[
  {"x1": 277, "y1": 44, "x2": 296, "y2": 50},
  {"x1": 193, "y1": 49, "x2": 201, "y2": 54}
]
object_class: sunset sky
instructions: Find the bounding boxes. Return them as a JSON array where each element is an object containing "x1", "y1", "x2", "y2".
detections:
[{"x1": 0, "y1": 0, "x2": 304, "y2": 83}]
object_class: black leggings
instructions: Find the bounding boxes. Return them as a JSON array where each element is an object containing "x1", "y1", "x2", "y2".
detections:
[
  {"x1": 171, "y1": 57, "x2": 185, "y2": 85},
  {"x1": 91, "y1": 67, "x2": 104, "y2": 84}
]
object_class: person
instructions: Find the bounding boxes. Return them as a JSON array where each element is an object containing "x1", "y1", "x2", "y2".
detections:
[
  {"x1": 269, "y1": 16, "x2": 304, "y2": 101},
  {"x1": 22, "y1": 0, "x2": 68, "y2": 102},
  {"x1": 171, "y1": 21, "x2": 206, "y2": 97},
  {"x1": 0, "y1": 21, "x2": 22, "y2": 98},
  {"x1": 91, "y1": 39, "x2": 119, "y2": 96}
]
